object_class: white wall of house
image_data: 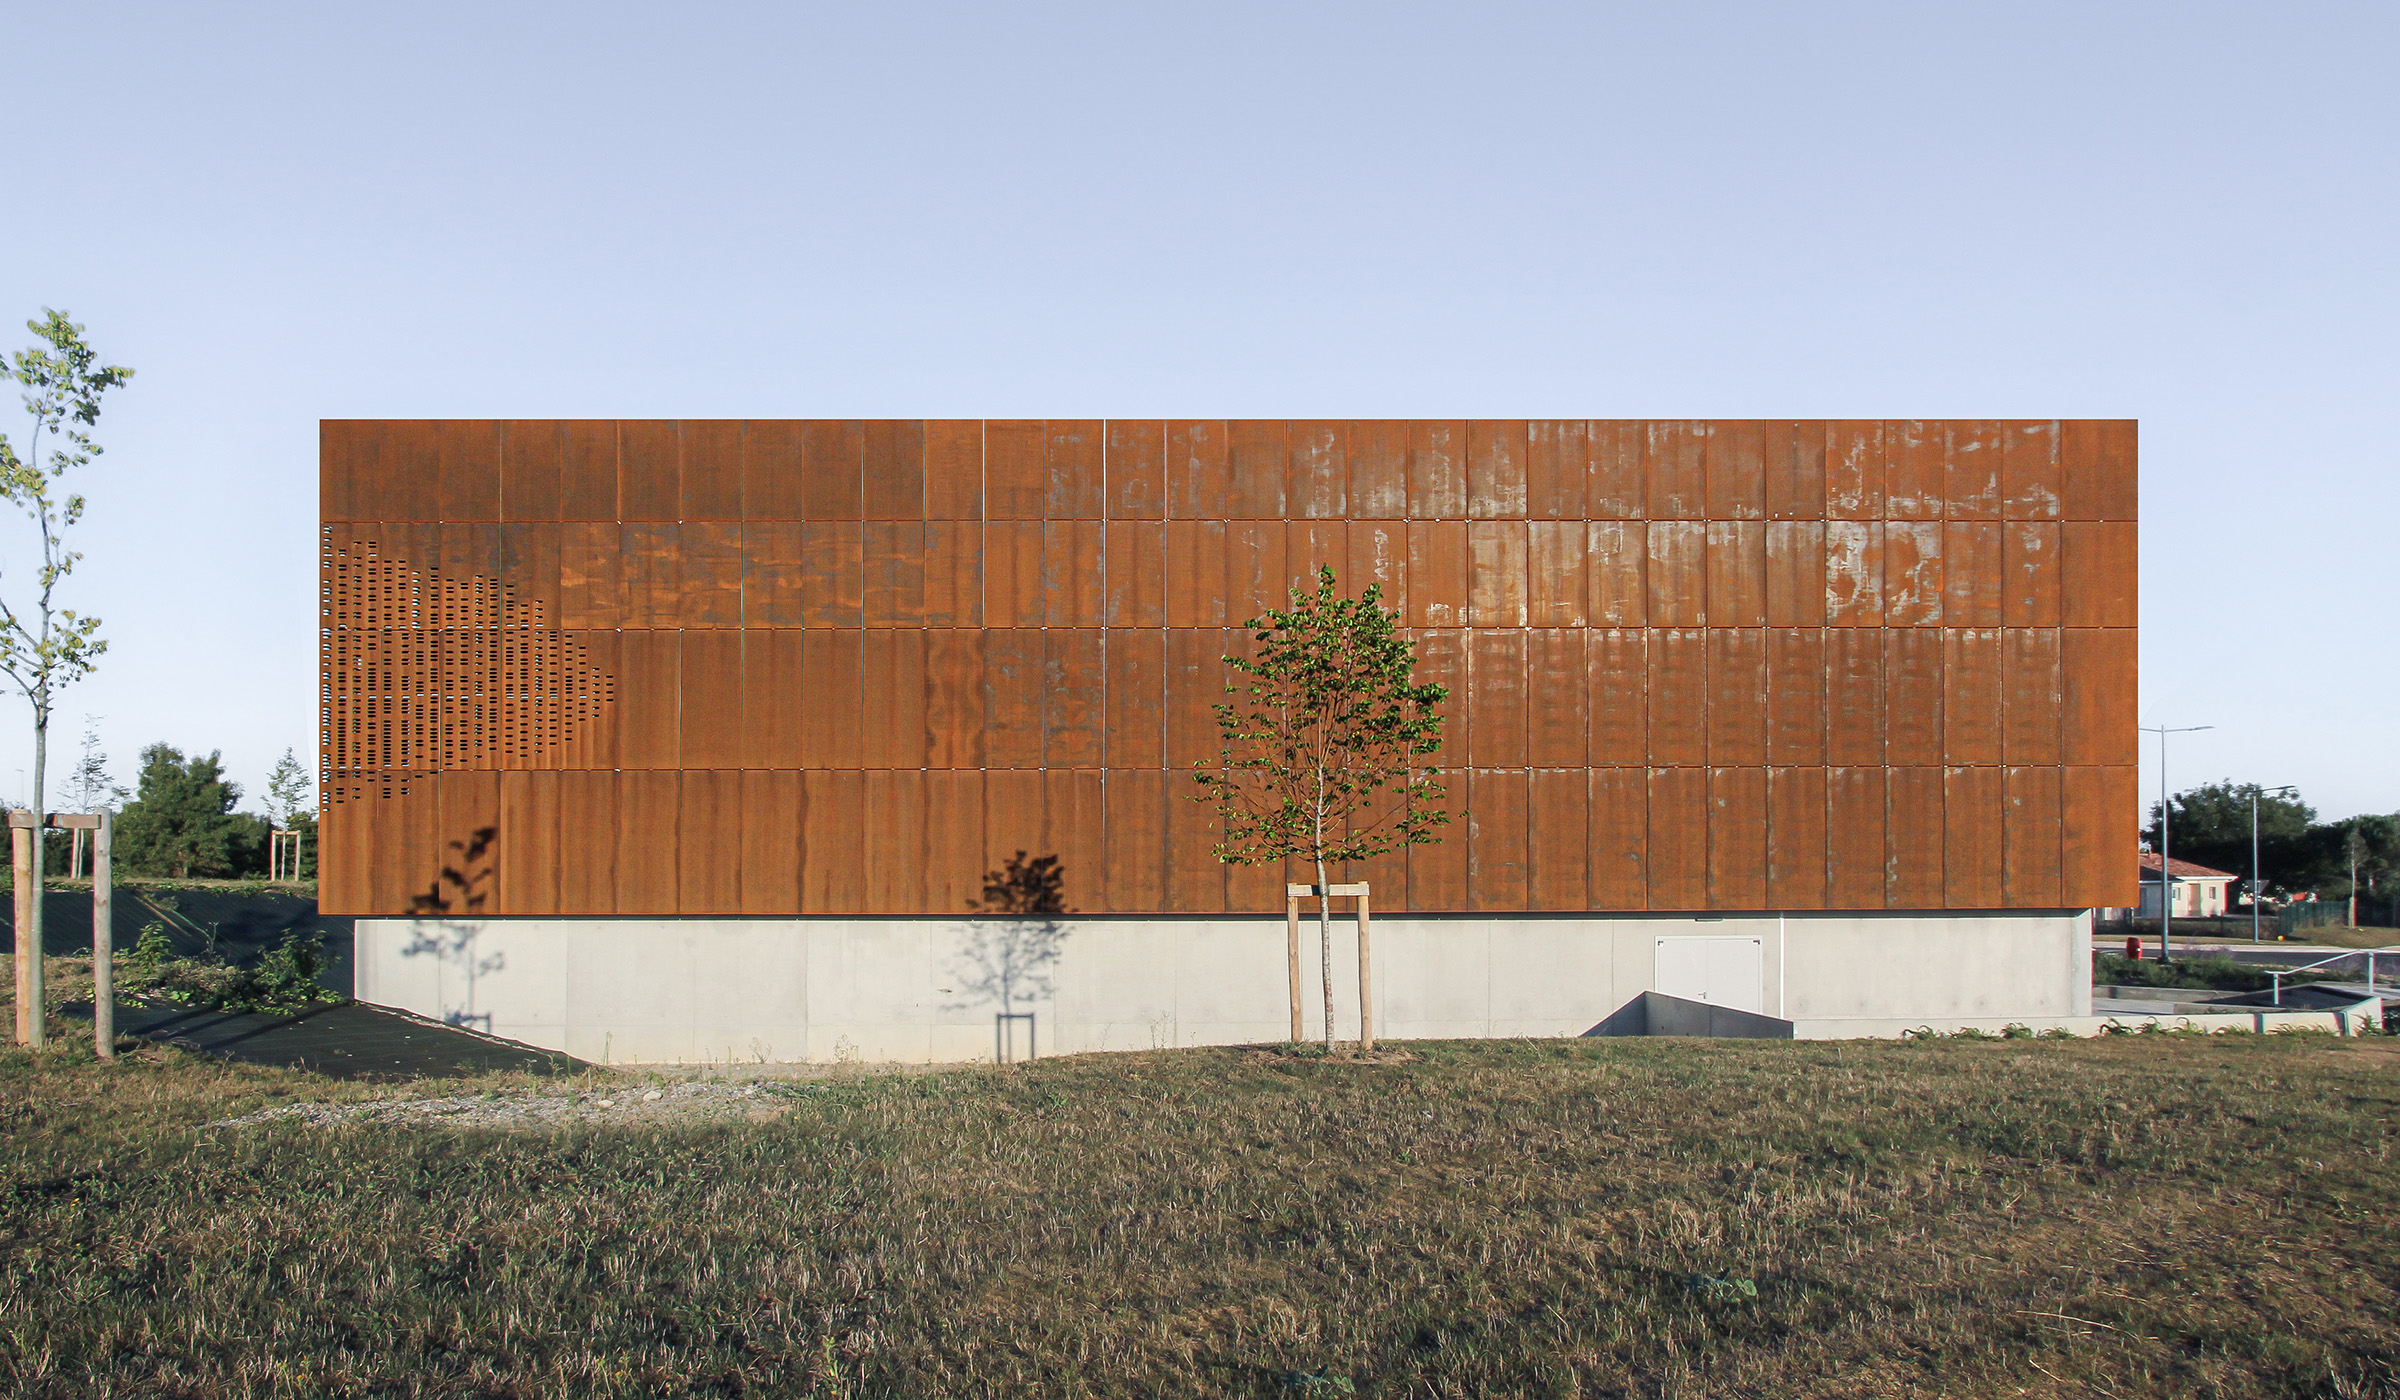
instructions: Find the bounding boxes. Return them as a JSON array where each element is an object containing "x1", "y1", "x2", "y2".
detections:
[
  {"x1": 354, "y1": 909, "x2": 2093, "y2": 1064},
  {"x1": 2136, "y1": 878, "x2": 2233, "y2": 919}
]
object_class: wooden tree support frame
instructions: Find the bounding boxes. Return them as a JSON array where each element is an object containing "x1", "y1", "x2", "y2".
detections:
[
  {"x1": 268, "y1": 829, "x2": 304, "y2": 883},
  {"x1": 1285, "y1": 881, "x2": 1374, "y2": 1052},
  {"x1": 11, "y1": 810, "x2": 113, "y2": 1058}
]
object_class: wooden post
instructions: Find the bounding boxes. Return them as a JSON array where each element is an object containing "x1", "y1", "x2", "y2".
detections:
[
  {"x1": 11, "y1": 815, "x2": 38, "y2": 1047},
  {"x1": 91, "y1": 812, "x2": 112, "y2": 1060},
  {"x1": 1357, "y1": 884, "x2": 1373, "y2": 1053},
  {"x1": 1285, "y1": 891, "x2": 1303, "y2": 1043}
]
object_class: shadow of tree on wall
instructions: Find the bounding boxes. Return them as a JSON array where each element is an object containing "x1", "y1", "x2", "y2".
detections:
[
  {"x1": 399, "y1": 825, "x2": 504, "y2": 1034},
  {"x1": 947, "y1": 852, "x2": 1071, "y2": 1059}
]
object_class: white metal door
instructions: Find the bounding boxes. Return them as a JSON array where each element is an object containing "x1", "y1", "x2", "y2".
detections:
[{"x1": 1653, "y1": 936, "x2": 1764, "y2": 1013}]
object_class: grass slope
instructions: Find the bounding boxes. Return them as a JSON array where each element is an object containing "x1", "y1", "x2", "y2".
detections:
[{"x1": 0, "y1": 1035, "x2": 2395, "y2": 1398}]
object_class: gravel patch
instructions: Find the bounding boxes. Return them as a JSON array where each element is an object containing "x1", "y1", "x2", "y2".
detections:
[{"x1": 210, "y1": 1079, "x2": 838, "y2": 1129}]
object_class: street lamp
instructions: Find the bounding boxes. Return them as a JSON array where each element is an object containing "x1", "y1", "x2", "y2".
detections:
[
  {"x1": 2251, "y1": 784, "x2": 2296, "y2": 944},
  {"x1": 2142, "y1": 723, "x2": 2212, "y2": 963}
]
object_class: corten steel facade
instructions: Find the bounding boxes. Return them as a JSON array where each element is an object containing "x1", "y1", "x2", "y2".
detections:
[{"x1": 319, "y1": 420, "x2": 2138, "y2": 920}]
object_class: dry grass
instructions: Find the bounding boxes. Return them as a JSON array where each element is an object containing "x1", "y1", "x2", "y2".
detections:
[{"x1": 0, "y1": 1029, "x2": 2395, "y2": 1398}]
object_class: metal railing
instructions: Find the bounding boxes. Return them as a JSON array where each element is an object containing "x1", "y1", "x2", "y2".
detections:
[{"x1": 2271, "y1": 947, "x2": 2394, "y2": 1006}]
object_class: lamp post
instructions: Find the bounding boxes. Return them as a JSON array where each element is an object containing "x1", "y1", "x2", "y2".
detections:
[
  {"x1": 2251, "y1": 784, "x2": 2296, "y2": 943},
  {"x1": 2142, "y1": 724, "x2": 2212, "y2": 963}
]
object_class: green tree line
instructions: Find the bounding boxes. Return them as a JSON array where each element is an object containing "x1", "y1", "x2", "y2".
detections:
[
  {"x1": 30, "y1": 738, "x2": 315, "y2": 881},
  {"x1": 2145, "y1": 780, "x2": 2394, "y2": 905}
]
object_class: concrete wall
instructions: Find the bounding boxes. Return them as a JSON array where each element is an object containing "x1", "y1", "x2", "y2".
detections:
[{"x1": 353, "y1": 908, "x2": 2093, "y2": 1064}]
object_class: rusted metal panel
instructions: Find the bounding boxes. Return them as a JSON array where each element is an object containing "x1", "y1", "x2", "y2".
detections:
[
  {"x1": 1645, "y1": 422, "x2": 1706, "y2": 520},
  {"x1": 1104, "y1": 768, "x2": 1166, "y2": 912},
  {"x1": 556, "y1": 631, "x2": 619, "y2": 771},
  {"x1": 1526, "y1": 630, "x2": 1587, "y2": 767},
  {"x1": 1526, "y1": 521, "x2": 1587, "y2": 625},
  {"x1": 1045, "y1": 768, "x2": 1107, "y2": 912},
  {"x1": 800, "y1": 629, "x2": 865, "y2": 769},
  {"x1": 2001, "y1": 628, "x2": 2063, "y2": 767},
  {"x1": 436, "y1": 420, "x2": 502, "y2": 522},
  {"x1": 1105, "y1": 519, "x2": 1166, "y2": 628},
  {"x1": 1705, "y1": 420, "x2": 1765, "y2": 520},
  {"x1": 985, "y1": 420, "x2": 1046, "y2": 519},
  {"x1": 681, "y1": 521, "x2": 744, "y2": 627},
  {"x1": 740, "y1": 769, "x2": 802, "y2": 913},
  {"x1": 1468, "y1": 768, "x2": 1529, "y2": 910},
  {"x1": 680, "y1": 420, "x2": 743, "y2": 522},
  {"x1": 1648, "y1": 629, "x2": 1708, "y2": 765},
  {"x1": 1588, "y1": 421, "x2": 1644, "y2": 518},
  {"x1": 922, "y1": 769, "x2": 984, "y2": 913},
  {"x1": 1885, "y1": 766, "x2": 1945, "y2": 908},
  {"x1": 433, "y1": 769, "x2": 499, "y2": 913},
  {"x1": 1823, "y1": 520, "x2": 1883, "y2": 627},
  {"x1": 744, "y1": 420, "x2": 806, "y2": 521},
  {"x1": 615, "y1": 770, "x2": 681, "y2": 915},
  {"x1": 1227, "y1": 420, "x2": 1287, "y2": 519},
  {"x1": 2059, "y1": 420, "x2": 2137, "y2": 521},
  {"x1": 1287, "y1": 521, "x2": 1346, "y2": 601},
  {"x1": 497, "y1": 769, "x2": 559, "y2": 914},
  {"x1": 864, "y1": 521, "x2": 927, "y2": 626},
  {"x1": 1767, "y1": 421, "x2": 1828, "y2": 520},
  {"x1": 1708, "y1": 767, "x2": 1768, "y2": 909},
  {"x1": 1883, "y1": 421, "x2": 1944, "y2": 521},
  {"x1": 1407, "y1": 420, "x2": 1466, "y2": 519},
  {"x1": 800, "y1": 421, "x2": 865, "y2": 521},
  {"x1": 984, "y1": 518, "x2": 1043, "y2": 628},
  {"x1": 2062, "y1": 522, "x2": 2138, "y2": 627},
  {"x1": 501, "y1": 421, "x2": 562, "y2": 522},
  {"x1": 1044, "y1": 629, "x2": 1105, "y2": 768},
  {"x1": 1164, "y1": 520, "x2": 1228, "y2": 628},
  {"x1": 560, "y1": 421, "x2": 618, "y2": 522},
  {"x1": 1164, "y1": 629, "x2": 1226, "y2": 772},
  {"x1": 1765, "y1": 522, "x2": 1825, "y2": 627},
  {"x1": 1407, "y1": 521, "x2": 1469, "y2": 627},
  {"x1": 364, "y1": 421, "x2": 438, "y2": 521},
  {"x1": 924, "y1": 420, "x2": 984, "y2": 521},
  {"x1": 556, "y1": 770, "x2": 618, "y2": 914},
  {"x1": 1946, "y1": 421, "x2": 2002, "y2": 521},
  {"x1": 865, "y1": 420, "x2": 927, "y2": 520},
  {"x1": 922, "y1": 518, "x2": 982, "y2": 627},
  {"x1": 978, "y1": 767, "x2": 1044, "y2": 896},
  {"x1": 1826, "y1": 766, "x2": 1886, "y2": 908},
  {"x1": 320, "y1": 421, "x2": 360, "y2": 523},
  {"x1": 1107, "y1": 420, "x2": 1165, "y2": 519},
  {"x1": 502, "y1": 522, "x2": 562, "y2": 633},
  {"x1": 1407, "y1": 766, "x2": 1470, "y2": 912},
  {"x1": 2002, "y1": 766, "x2": 2062, "y2": 907},
  {"x1": 1345, "y1": 520, "x2": 1407, "y2": 617},
  {"x1": 1943, "y1": 629, "x2": 2002, "y2": 765},
  {"x1": 1046, "y1": 420, "x2": 1104, "y2": 520},
  {"x1": 1345, "y1": 420, "x2": 1407, "y2": 519},
  {"x1": 1286, "y1": 420, "x2": 1348, "y2": 519},
  {"x1": 1466, "y1": 420, "x2": 1527, "y2": 519},
  {"x1": 738, "y1": 522, "x2": 803, "y2": 628},
  {"x1": 1645, "y1": 521, "x2": 1706, "y2": 626},
  {"x1": 679, "y1": 629, "x2": 743, "y2": 768},
  {"x1": 1527, "y1": 768, "x2": 1588, "y2": 911},
  {"x1": 1164, "y1": 768, "x2": 1226, "y2": 912},
  {"x1": 1883, "y1": 522, "x2": 1943, "y2": 626},
  {"x1": 1587, "y1": 766, "x2": 1647, "y2": 908},
  {"x1": 924, "y1": 629, "x2": 987, "y2": 768},
  {"x1": 2061, "y1": 765, "x2": 2138, "y2": 907},
  {"x1": 865, "y1": 770, "x2": 928, "y2": 912},
  {"x1": 1766, "y1": 628, "x2": 1826, "y2": 765},
  {"x1": 741, "y1": 629, "x2": 804, "y2": 768},
  {"x1": 1883, "y1": 630, "x2": 1944, "y2": 766},
  {"x1": 1767, "y1": 765, "x2": 1827, "y2": 910},
  {"x1": 1587, "y1": 630, "x2": 1648, "y2": 765},
  {"x1": 1467, "y1": 630, "x2": 1527, "y2": 768},
  {"x1": 619, "y1": 421, "x2": 680, "y2": 521},
  {"x1": 2002, "y1": 522, "x2": 2061, "y2": 626},
  {"x1": 1166, "y1": 420, "x2": 1229, "y2": 519},
  {"x1": 1468, "y1": 521, "x2": 1527, "y2": 626},
  {"x1": 1225, "y1": 520, "x2": 1287, "y2": 621},
  {"x1": 1943, "y1": 765, "x2": 2004, "y2": 907},
  {"x1": 801, "y1": 769, "x2": 866, "y2": 912},
  {"x1": 982, "y1": 629, "x2": 1044, "y2": 768},
  {"x1": 619, "y1": 523, "x2": 681, "y2": 627},
  {"x1": 677, "y1": 769, "x2": 743, "y2": 913},
  {"x1": 1830, "y1": 624, "x2": 1896, "y2": 767},
  {"x1": 1586, "y1": 522, "x2": 1645, "y2": 626},
  {"x1": 801, "y1": 522, "x2": 866, "y2": 628},
  {"x1": 1707, "y1": 629, "x2": 1766, "y2": 766},
  {"x1": 1525, "y1": 420, "x2": 1587, "y2": 519},
  {"x1": 616, "y1": 629, "x2": 681, "y2": 770},
  {"x1": 2061, "y1": 628, "x2": 2136, "y2": 767},
  {"x1": 1706, "y1": 521, "x2": 1766, "y2": 626},
  {"x1": 2001, "y1": 420, "x2": 2059, "y2": 520},
  {"x1": 863, "y1": 629, "x2": 928, "y2": 769},
  {"x1": 1645, "y1": 767, "x2": 1708, "y2": 911},
  {"x1": 1104, "y1": 629, "x2": 1165, "y2": 770},
  {"x1": 1941, "y1": 523, "x2": 2000, "y2": 627}
]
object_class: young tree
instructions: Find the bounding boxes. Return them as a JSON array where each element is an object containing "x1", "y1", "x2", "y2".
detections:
[
  {"x1": 114, "y1": 744, "x2": 245, "y2": 879},
  {"x1": 1194, "y1": 565, "x2": 1449, "y2": 1052},
  {"x1": 0, "y1": 311, "x2": 132, "y2": 984}
]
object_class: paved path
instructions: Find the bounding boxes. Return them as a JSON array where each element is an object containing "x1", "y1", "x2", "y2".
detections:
[{"x1": 108, "y1": 1000, "x2": 582, "y2": 1079}]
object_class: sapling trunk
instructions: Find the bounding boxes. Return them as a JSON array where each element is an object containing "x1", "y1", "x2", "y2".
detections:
[{"x1": 1317, "y1": 853, "x2": 1333, "y2": 1053}]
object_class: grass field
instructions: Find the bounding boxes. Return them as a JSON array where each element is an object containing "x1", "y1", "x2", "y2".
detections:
[{"x1": 2, "y1": 1027, "x2": 2395, "y2": 1399}]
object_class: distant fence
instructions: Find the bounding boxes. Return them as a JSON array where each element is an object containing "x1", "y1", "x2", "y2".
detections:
[{"x1": 2280, "y1": 903, "x2": 2350, "y2": 937}]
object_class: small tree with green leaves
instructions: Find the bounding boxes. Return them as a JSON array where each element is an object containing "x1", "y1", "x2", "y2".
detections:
[
  {"x1": 1194, "y1": 565, "x2": 1449, "y2": 1052},
  {"x1": 0, "y1": 311, "x2": 131, "y2": 1036}
]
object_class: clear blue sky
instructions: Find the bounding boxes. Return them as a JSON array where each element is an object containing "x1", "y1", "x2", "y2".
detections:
[{"x1": 0, "y1": 2, "x2": 2391, "y2": 826}]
